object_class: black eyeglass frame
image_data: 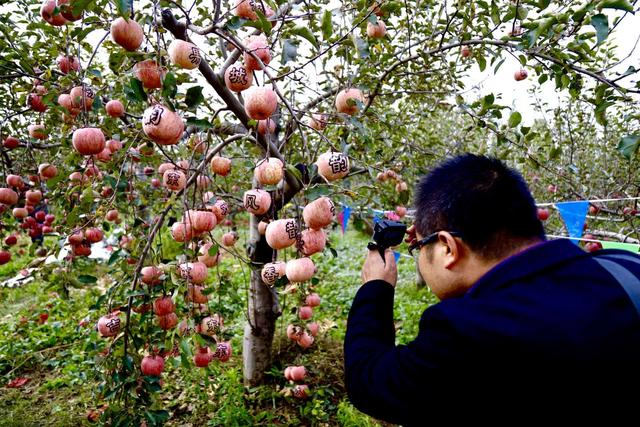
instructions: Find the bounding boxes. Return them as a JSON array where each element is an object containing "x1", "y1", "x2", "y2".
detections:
[{"x1": 408, "y1": 231, "x2": 464, "y2": 256}]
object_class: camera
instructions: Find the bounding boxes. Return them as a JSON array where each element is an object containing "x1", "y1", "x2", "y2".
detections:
[{"x1": 368, "y1": 220, "x2": 407, "y2": 261}]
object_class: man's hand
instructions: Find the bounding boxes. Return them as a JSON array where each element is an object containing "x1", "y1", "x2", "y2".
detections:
[
  {"x1": 361, "y1": 248, "x2": 398, "y2": 287},
  {"x1": 405, "y1": 224, "x2": 417, "y2": 246}
]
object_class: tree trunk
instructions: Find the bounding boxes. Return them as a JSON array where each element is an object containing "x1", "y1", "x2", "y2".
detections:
[{"x1": 243, "y1": 213, "x2": 281, "y2": 386}]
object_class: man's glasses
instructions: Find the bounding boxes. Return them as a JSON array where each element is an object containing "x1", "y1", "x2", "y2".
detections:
[{"x1": 408, "y1": 231, "x2": 463, "y2": 256}]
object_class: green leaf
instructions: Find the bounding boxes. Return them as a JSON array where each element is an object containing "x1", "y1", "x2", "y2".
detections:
[
  {"x1": 617, "y1": 135, "x2": 640, "y2": 160},
  {"x1": 490, "y1": 1, "x2": 501, "y2": 25},
  {"x1": 591, "y1": 14, "x2": 609, "y2": 45},
  {"x1": 291, "y1": 26, "x2": 319, "y2": 49},
  {"x1": 185, "y1": 86, "x2": 204, "y2": 108},
  {"x1": 92, "y1": 96, "x2": 103, "y2": 112},
  {"x1": 476, "y1": 54, "x2": 486, "y2": 72},
  {"x1": 180, "y1": 338, "x2": 193, "y2": 358},
  {"x1": 285, "y1": 163, "x2": 302, "y2": 182},
  {"x1": 508, "y1": 111, "x2": 522, "y2": 128},
  {"x1": 255, "y1": 9, "x2": 271, "y2": 35},
  {"x1": 208, "y1": 244, "x2": 219, "y2": 257},
  {"x1": 537, "y1": 0, "x2": 551, "y2": 10},
  {"x1": 124, "y1": 77, "x2": 147, "y2": 103},
  {"x1": 282, "y1": 39, "x2": 298, "y2": 64},
  {"x1": 161, "y1": 72, "x2": 177, "y2": 100},
  {"x1": 321, "y1": 10, "x2": 333, "y2": 40},
  {"x1": 598, "y1": 0, "x2": 634, "y2": 12},
  {"x1": 354, "y1": 36, "x2": 369, "y2": 59},
  {"x1": 108, "y1": 51, "x2": 126, "y2": 75},
  {"x1": 107, "y1": 250, "x2": 122, "y2": 265},
  {"x1": 482, "y1": 93, "x2": 495, "y2": 108},
  {"x1": 112, "y1": 0, "x2": 131, "y2": 18},
  {"x1": 78, "y1": 274, "x2": 97, "y2": 284},
  {"x1": 225, "y1": 16, "x2": 247, "y2": 30},
  {"x1": 72, "y1": 0, "x2": 94, "y2": 14},
  {"x1": 619, "y1": 66, "x2": 637, "y2": 78},
  {"x1": 185, "y1": 117, "x2": 213, "y2": 129}
]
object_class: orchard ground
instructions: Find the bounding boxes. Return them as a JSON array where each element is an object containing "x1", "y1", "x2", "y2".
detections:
[{"x1": 0, "y1": 225, "x2": 435, "y2": 426}]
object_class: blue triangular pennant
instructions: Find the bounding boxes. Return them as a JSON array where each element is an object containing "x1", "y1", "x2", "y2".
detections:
[
  {"x1": 556, "y1": 201, "x2": 589, "y2": 245},
  {"x1": 372, "y1": 209, "x2": 384, "y2": 224},
  {"x1": 342, "y1": 206, "x2": 351, "y2": 233}
]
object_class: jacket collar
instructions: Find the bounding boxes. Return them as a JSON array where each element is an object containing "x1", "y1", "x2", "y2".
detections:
[{"x1": 466, "y1": 238, "x2": 587, "y2": 298}]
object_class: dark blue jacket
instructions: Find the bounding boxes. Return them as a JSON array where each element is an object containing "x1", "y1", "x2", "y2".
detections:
[{"x1": 345, "y1": 239, "x2": 640, "y2": 424}]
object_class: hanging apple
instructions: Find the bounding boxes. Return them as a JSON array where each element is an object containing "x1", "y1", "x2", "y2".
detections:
[
  {"x1": 303, "y1": 197, "x2": 336, "y2": 229},
  {"x1": 243, "y1": 189, "x2": 271, "y2": 215},
  {"x1": 316, "y1": 151, "x2": 350, "y2": 181},
  {"x1": 168, "y1": 39, "x2": 202, "y2": 69},
  {"x1": 335, "y1": 88, "x2": 364, "y2": 115},
  {"x1": 134, "y1": 60, "x2": 165, "y2": 89},
  {"x1": 72, "y1": 128, "x2": 106, "y2": 156},
  {"x1": 210, "y1": 156, "x2": 232, "y2": 176},
  {"x1": 142, "y1": 104, "x2": 184, "y2": 145},
  {"x1": 265, "y1": 218, "x2": 298, "y2": 249},
  {"x1": 224, "y1": 63, "x2": 253, "y2": 92},
  {"x1": 110, "y1": 17, "x2": 144, "y2": 51},
  {"x1": 105, "y1": 100, "x2": 125, "y2": 118},
  {"x1": 244, "y1": 87, "x2": 278, "y2": 120},
  {"x1": 243, "y1": 35, "x2": 271, "y2": 71},
  {"x1": 261, "y1": 261, "x2": 286, "y2": 285},
  {"x1": 286, "y1": 258, "x2": 316, "y2": 283},
  {"x1": 254, "y1": 157, "x2": 284, "y2": 185},
  {"x1": 366, "y1": 19, "x2": 387, "y2": 38}
]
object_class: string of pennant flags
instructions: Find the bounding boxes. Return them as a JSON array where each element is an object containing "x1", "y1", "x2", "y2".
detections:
[{"x1": 335, "y1": 197, "x2": 640, "y2": 263}]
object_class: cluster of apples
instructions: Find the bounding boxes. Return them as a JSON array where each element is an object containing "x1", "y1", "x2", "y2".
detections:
[
  {"x1": 253, "y1": 151, "x2": 351, "y2": 292},
  {"x1": 0, "y1": 166, "x2": 62, "y2": 263},
  {"x1": 286, "y1": 293, "x2": 321, "y2": 350},
  {"x1": 284, "y1": 365, "x2": 310, "y2": 399},
  {"x1": 375, "y1": 168, "x2": 408, "y2": 194},
  {"x1": 67, "y1": 227, "x2": 103, "y2": 257}
]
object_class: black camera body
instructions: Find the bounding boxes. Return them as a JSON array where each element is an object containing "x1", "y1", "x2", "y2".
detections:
[{"x1": 368, "y1": 220, "x2": 407, "y2": 261}]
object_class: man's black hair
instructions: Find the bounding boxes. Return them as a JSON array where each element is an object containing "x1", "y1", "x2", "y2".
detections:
[{"x1": 414, "y1": 153, "x2": 545, "y2": 260}]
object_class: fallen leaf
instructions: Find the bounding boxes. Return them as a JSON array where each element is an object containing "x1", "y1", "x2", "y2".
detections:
[{"x1": 7, "y1": 377, "x2": 30, "y2": 388}]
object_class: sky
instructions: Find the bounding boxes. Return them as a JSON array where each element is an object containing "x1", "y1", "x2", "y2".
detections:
[{"x1": 459, "y1": 7, "x2": 639, "y2": 125}]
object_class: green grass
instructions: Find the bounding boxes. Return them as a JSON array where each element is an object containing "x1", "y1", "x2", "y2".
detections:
[{"x1": 0, "y1": 229, "x2": 438, "y2": 426}]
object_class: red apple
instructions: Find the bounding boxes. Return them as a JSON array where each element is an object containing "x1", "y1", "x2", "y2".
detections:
[
  {"x1": 514, "y1": 69, "x2": 528, "y2": 81},
  {"x1": 56, "y1": 55, "x2": 80, "y2": 74},
  {"x1": 40, "y1": 0, "x2": 68, "y2": 26},
  {"x1": 366, "y1": 19, "x2": 386, "y2": 38},
  {"x1": 168, "y1": 39, "x2": 201, "y2": 69},
  {"x1": 141, "y1": 355, "x2": 164, "y2": 376},
  {"x1": 105, "y1": 100, "x2": 125, "y2": 118},
  {"x1": 110, "y1": 17, "x2": 144, "y2": 51},
  {"x1": 335, "y1": 88, "x2": 364, "y2": 115},
  {"x1": 224, "y1": 64, "x2": 253, "y2": 92},
  {"x1": 244, "y1": 87, "x2": 278, "y2": 120},
  {"x1": 537, "y1": 208, "x2": 549, "y2": 221}
]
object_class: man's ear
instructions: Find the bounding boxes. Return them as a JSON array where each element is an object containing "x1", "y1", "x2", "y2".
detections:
[{"x1": 437, "y1": 231, "x2": 461, "y2": 269}]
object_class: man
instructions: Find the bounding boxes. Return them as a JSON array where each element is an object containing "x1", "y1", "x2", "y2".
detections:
[{"x1": 344, "y1": 154, "x2": 640, "y2": 424}]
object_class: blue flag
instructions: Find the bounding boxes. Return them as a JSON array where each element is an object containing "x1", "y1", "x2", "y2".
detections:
[
  {"x1": 556, "y1": 201, "x2": 589, "y2": 245},
  {"x1": 372, "y1": 209, "x2": 384, "y2": 224},
  {"x1": 394, "y1": 251, "x2": 401, "y2": 263},
  {"x1": 342, "y1": 205, "x2": 351, "y2": 233}
]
